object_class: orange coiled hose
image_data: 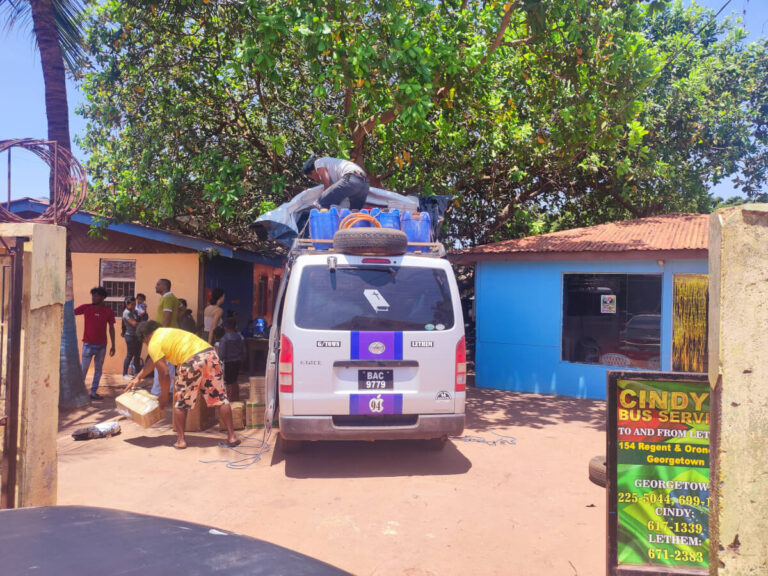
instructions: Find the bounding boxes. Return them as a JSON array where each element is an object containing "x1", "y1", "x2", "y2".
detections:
[{"x1": 339, "y1": 213, "x2": 382, "y2": 229}]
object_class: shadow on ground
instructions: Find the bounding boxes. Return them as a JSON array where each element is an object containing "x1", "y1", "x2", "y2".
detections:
[
  {"x1": 59, "y1": 403, "x2": 123, "y2": 432},
  {"x1": 124, "y1": 434, "x2": 226, "y2": 449},
  {"x1": 465, "y1": 387, "x2": 606, "y2": 432},
  {"x1": 276, "y1": 439, "x2": 472, "y2": 479},
  {"x1": 271, "y1": 388, "x2": 604, "y2": 478}
]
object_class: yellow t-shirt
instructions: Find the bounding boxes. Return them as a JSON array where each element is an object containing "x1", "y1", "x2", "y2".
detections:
[
  {"x1": 155, "y1": 292, "x2": 180, "y2": 328},
  {"x1": 148, "y1": 327, "x2": 210, "y2": 366}
]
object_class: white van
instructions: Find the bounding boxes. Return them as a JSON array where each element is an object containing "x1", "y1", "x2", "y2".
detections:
[{"x1": 264, "y1": 229, "x2": 466, "y2": 451}]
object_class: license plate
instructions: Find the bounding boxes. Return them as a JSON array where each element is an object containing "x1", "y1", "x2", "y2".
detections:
[
  {"x1": 349, "y1": 394, "x2": 403, "y2": 415},
  {"x1": 358, "y1": 369, "x2": 393, "y2": 390}
]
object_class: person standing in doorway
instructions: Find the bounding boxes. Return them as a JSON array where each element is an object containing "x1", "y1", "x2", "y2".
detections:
[
  {"x1": 152, "y1": 278, "x2": 180, "y2": 395},
  {"x1": 125, "y1": 321, "x2": 239, "y2": 450},
  {"x1": 302, "y1": 155, "x2": 369, "y2": 209},
  {"x1": 122, "y1": 296, "x2": 142, "y2": 380},
  {"x1": 177, "y1": 298, "x2": 197, "y2": 333},
  {"x1": 134, "y1": 292, "x2": 149, "y2": 369},
  {"x1": 218, "y1": 316, "x2": 247, "y2": 401},
  {"x1": 75, "y1": 286, "x2": 116, "y2": 400},
  {"x1": 203, "y1": 288, "x2": 225, "y2": 345}
]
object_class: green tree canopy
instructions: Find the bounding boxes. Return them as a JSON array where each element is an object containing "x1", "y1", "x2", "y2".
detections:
[{"x1": 79, "y1": 0, "x2": 768, "y2": 246}]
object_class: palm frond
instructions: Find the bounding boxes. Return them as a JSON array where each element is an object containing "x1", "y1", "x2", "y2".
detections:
[
  {"x1": 51, "y1": 0, "x2": 86, "y2": 72},
  {"x1": 0, "y1": 0, "x2": 86, "y2": 74},
  {"x1": 0, "y1": 1, "x2": 33, "y2": 35}
]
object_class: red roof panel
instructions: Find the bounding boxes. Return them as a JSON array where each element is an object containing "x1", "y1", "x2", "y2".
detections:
[{"x1": 452, "y1": 213, "x2": 709, "y2": 262}]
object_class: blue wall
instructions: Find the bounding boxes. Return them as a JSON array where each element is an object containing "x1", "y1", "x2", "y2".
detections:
[
  {"x1": 474, "y1": 258, "x2": 708, "y2": 399},
  {"x1": 204, "y1": 256, "x2": 254, "y2": 332}
]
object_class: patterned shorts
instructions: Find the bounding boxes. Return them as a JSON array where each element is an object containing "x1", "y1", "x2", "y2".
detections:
[{"x1": 174, "y1": 348, "x2": 230, "y2": 410}]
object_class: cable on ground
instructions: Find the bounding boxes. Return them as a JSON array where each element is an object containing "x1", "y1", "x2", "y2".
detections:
[
  {"x1": 199, "y1": 428, "x2": 272, "y2": 469},
  {"x1": 450, "y1": 428, "x2": 516, "y2": 446}
]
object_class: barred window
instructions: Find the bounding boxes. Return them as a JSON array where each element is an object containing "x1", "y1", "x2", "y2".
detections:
[{"x1": 100, "y1": 259, "x2": 136, "y2": 317}]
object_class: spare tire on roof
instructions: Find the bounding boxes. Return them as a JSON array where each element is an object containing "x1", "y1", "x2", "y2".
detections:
[{"x1": 333, "y1": 228, "x2": 408, "y2": 255}]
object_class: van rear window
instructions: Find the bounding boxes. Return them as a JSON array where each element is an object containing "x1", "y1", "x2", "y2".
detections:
[{"x1": 294, "y1": 266, "x2": 455, "y2": 331}]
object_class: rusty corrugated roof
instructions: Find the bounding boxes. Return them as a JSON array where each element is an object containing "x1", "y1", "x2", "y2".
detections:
[{"x1": 451, "y1": 213, "x2": 709, "y2": 263}]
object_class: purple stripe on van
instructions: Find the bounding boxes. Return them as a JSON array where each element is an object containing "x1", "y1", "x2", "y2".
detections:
[
  {"x1": 349, "y1": 394, "x2": 403, "y2": 415},
  {"x1": 351, "y1": 332, "x2": 403, "y2": 360}
]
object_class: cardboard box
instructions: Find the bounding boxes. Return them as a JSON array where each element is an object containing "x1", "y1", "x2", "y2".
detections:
[
  {"x1": 248, "y1": 376, "x2": 265, "y2": 404},
  {"x1": 184, "y1": 397, "x2": 216, "y2": 432},
  {"x1": 245, "y1": 401, "x2": 266, "y2": 429},
  {"x1": 245, "y1": 402, "x2": 278, "y2": 429},
  {"x1": 115, "y1": 390, "x2": 165, "y2": 428},
  {"x1": 245, "y1": 378, "x2": 277, "y2": 428},
  {"x1": 219, "y1": 401, "x2": 245, "y2": 431}
]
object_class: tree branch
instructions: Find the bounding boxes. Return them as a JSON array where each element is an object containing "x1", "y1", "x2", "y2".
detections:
[
  {"x1": 500, "y1": 37, "x2": 531, "y2": 48},
  {"x1": 344, "y1": 86, "x2": 353, "y2": 117},
  {"x1": 350, "y1": 106, "x2": 401, "y2": 167},
  {"x1": 472, "y1": 1, "x2": 522, "y2": 74}
]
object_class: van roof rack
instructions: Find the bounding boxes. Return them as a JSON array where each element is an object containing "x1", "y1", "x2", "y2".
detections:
[{"x1": 290, "y1": 238, "x2": 446, "y2": 258}]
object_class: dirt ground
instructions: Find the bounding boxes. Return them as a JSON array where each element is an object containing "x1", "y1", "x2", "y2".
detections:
[{"x1": 57, "y1": 374, "x2": 607, "y2": 575}]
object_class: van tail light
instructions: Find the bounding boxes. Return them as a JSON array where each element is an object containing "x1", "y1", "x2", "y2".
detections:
[
  {"x1": 455, "y1": 336, "x2": 467, "y2": 392},
  {"x1": 279, "y1": 334, "x2": 294, "y2": 393}
]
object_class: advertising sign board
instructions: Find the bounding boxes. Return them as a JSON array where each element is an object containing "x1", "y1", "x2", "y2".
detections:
[{"x1": 607, "y1": 371, "x2": 709, "y2": 576}]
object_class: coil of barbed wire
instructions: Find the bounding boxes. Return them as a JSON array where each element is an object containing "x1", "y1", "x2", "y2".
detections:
[{"x1": 0, "y1": 138, "x2": 88, "y2": 225}]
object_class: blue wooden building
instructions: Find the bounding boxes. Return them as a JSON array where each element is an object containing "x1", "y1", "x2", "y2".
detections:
[{"x1": 452, "y1": 214, "x2": 709, "y2": 400}]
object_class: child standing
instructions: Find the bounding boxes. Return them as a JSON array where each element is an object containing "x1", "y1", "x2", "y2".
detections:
[
  {"x1": 218, "y1": 317, "x2": 247, "y2": 401},
  {"x1": 135, "y1": 293, "x2": 149, "y2": 321}
]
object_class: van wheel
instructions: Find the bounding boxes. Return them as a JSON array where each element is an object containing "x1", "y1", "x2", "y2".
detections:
[
  {"x1": 589, "y1": 455, "x2": 607, "y2": 487},
  {"x1": 425, "y1": 437, "x2": 447, "y2": 451},
  {"x1": 280, "y1": 435, "x2": 302, "y2": 453},
  {"x1": 333, "y1": 228, "x2": 408, "y2": 255}
]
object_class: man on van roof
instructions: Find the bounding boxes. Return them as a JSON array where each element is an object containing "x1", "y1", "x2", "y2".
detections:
[{"x1": 302, "y1": 155, "x2": 369, "y2": 210}]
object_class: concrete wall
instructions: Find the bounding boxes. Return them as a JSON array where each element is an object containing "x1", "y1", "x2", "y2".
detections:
[
  {"x1": 708, "y1": 205, "x2": 768, "y2": 575},
  {"x1": 72, "y1": 252, "x2": 200, "y2": 375},
  {"x1": 0, "y1": 222, "x2": 65, "y2": 507},
  {"x1": 475, "y1": 257, "x2": 707, "y2": 399}
]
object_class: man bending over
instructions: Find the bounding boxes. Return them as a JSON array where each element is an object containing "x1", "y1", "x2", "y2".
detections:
[{"x1": 126, "y1": 321, "x2": 239, "y2": 450}]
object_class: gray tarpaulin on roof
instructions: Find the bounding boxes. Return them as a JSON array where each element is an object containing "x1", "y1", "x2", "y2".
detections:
[{"x1": 251, "y1": 185, "x2": 421, "y2": 245}]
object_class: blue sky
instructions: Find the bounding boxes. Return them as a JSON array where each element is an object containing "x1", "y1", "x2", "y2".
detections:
[{"x1": 1, "y1": 0, "x2": 766, "y2": 202}]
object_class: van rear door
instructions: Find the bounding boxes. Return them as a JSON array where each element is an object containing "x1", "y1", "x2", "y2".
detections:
[
  {"x1": 285, "y1": 258, "x2": 463, "y2": 417},
  {"x1": 264, "y1": 269, "x2": 290, "y2": 432}
]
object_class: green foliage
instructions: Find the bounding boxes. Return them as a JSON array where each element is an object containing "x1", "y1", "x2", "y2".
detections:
[
  {"x1": 78, "y1": 0, "x2": 768, "y2": 246},
  {"x1": 711, "y1": 192, "x2": 768, "y2": 211}
]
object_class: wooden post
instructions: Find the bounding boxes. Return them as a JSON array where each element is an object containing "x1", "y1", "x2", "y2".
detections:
[{"x1": 708, "y1": 205, "x2": 768, "y2": 575}]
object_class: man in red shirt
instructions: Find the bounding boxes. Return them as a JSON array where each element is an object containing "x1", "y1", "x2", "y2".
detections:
[{"x1": 75, "y1": 286, "x2": 116, "y2": 400}]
